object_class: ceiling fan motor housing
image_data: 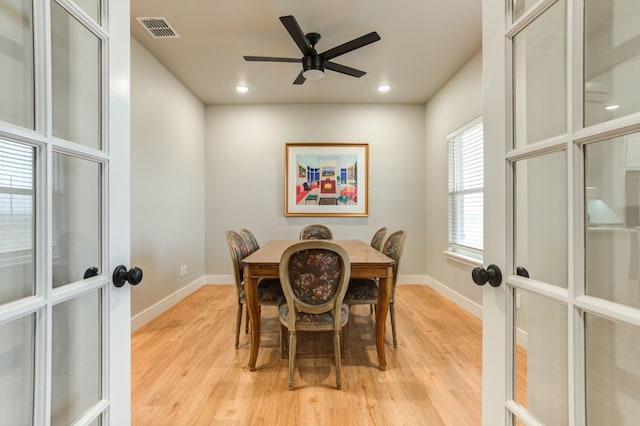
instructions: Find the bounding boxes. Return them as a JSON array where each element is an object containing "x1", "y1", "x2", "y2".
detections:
[{"x1": 303, "y1": 55, "x2": 324, "y2": 72}]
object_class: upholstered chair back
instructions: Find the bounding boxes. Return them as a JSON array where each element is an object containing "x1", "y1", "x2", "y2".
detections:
[
  {"x1": 299, "y1": 224, "x2": 333, "y2": 240},
  {"x1": 370, "y1": 227, "x2": 387, "y2": 251}
]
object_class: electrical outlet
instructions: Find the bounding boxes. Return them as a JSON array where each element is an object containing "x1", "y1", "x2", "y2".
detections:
[
  {"x1": 516, "y1": 293, "x2": 521, "y2": 309},
  {"x1": 179, "y1": 265, "x2": 187, "y2": 277},
  {"x1": 183, "y1": 264, "x2": 188, "y2": 275}
]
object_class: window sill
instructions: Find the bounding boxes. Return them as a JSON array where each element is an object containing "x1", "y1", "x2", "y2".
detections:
[{"x1": 443, "y1": 251, "x2": 483, "y2": 268}]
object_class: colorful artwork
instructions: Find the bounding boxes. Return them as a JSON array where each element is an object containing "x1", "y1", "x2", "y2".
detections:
[{"x1": 285, "y1": 143, "x2": 368, "y2": 217}]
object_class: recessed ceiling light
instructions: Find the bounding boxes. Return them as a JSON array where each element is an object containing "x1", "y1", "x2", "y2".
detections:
[
  {"x1": 236, "y1": 85, "x2": 248, "y2": 93},
  {"x1": 605, "y1": 104, "x2": 619, "y2": 110},
  {"x1": 378, "y1": 84, "x2": 391, "y2": 93}
]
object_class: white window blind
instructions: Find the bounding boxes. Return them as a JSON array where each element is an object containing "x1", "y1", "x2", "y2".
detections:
[
  {"x1": 448, "y1": 118, "x2": 483, "y2": 259},
  {"x1": 0, "y1": 140, "x2": 34, "y2": 256}
]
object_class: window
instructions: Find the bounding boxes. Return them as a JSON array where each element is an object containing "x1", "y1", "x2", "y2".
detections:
[
  {"x1": 0, "y1": 140, "x2": 34, "y2": 263},
  {"x1": 447, "y1": 117, "x2": 483, "y2": 261}
]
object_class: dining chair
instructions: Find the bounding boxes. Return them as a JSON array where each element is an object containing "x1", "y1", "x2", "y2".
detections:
[
  {"x1": 225, "y1": 230, "x2": 283, "y2": 349},
  {"x1": 356, "y1": 226, "x2": 388, "y2": 314},
  {"x1": 240, "y1": 228, "x2": 260, "y2": 253},
  {"x1": 345, "y1": 230, "x2": 407, "y2": 348},
  {"x1": 299, "y1": 224, "x2": 333, "y2": 240},
  {"x1": 370, "y1": 227, "x2": 387, "y2": 251},
  {"x1": 278, "y1": 240, "x2": 351, "y2": 390}
]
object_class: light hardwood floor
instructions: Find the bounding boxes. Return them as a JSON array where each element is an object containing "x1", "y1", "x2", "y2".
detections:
[{"x1": 132, "y1": 285, "x2": 482, "y2": 425}]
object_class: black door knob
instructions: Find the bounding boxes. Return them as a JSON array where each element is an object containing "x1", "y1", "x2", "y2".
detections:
[
  {"x1": 112, "y1": 265, "x2": 143, "y2": 288},
  {"x1": 83, "y1": 266, "x2": 99, "y2": 279},
  {"x1": 516, "y1": 266, "x2": 530, "y2": 278},
  {"x1": 471, "y1": 264, "x2": 502, "y2": 287}
]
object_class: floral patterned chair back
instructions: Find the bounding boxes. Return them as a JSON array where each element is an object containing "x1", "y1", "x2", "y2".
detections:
[
  {"x1": 225, "y1": 230, "x2": 283, "y2": 349},
  {"x1": 370, "y1": 227, "x2": 387, "y2": 251},
  {"x1": 381, "y1": 230, "x2": 407, "y2": 301},
  {"x1": 240, "y1": 228, "x2": 260, "y2": 253},
  {"x1": 345, "y1": 230, "x2": 406, "y2": 349},
  {"x1": 299, "y1": 224, "x2": 333, "y2": 240},
  {"x1": 225, "y1": 230, "x2": 250, "y2": 299},
  {"x1": 278, "y1": 240, "x2": 351, "y2": 390}
]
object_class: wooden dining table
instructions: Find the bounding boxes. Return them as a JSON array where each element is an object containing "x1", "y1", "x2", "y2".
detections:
[{"x1": 242, "y1": 239, "x2": 395, "y2": 371}]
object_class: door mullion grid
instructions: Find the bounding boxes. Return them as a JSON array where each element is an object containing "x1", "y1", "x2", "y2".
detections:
[
  {"x1": 566, "y1": 0, "x2": 583, "y2": 425},
  {"x1": 506, "y1": 0, "x2": 559, "y2": 38},
  {"x1": 102, "y1": 159, "x2": 111, "y2": 422},
  {"x1": 503, "y1": 2, "x2": 516, "y2": 422},
  {"x1": 505, "y1": 1, "x2": 575, "y2": 424},
  {"x1": 34, "y1": 0, "x2": 54, "y2": 423}
]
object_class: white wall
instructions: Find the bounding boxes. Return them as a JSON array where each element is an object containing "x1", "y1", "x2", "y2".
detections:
[
  {"x1": 204, "y1": 104, "x2": 426, "y2": 279},
  {"x1": 424, "y1": 51, "x2": 483, "y2": 308},
  {"x1": 130, "y1": 38, "x2": 206, "y2": 321}
]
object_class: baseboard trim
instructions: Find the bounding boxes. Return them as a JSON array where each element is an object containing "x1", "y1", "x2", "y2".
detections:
[
  {"x1": 131, "y1": 276, "x2": 206, "y2": 332},
  {"x1": 516, "y1": 327, "x2": 528, "y2": 349},
  {"x1": 423, "y1": 274, "x2": 483, "y2": 320},
  {"x1": 205, "y1": 274, "x2": 233, "y2": 284},
  {"x1": 396, "y1": 275, "x2": 428, "y2": 285}
]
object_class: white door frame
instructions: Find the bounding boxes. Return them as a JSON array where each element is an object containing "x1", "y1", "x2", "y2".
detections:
[
  {"x1": 482, "y1": 0, "x2": 640, "y2": 424},
  {"x1": 0, "y1": 0, "x2": 131, "y2": 423},
  {"x1": 481, "y1": 0, "x2": 508, "y2": 423},
  {"x1": 106, "y1": 0, "x2": 132, "y2": 423}
]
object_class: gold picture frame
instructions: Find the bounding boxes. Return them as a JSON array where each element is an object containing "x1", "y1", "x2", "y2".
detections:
[{"x1": 285, "y1": 142, "x2": 369, "y2": 217}]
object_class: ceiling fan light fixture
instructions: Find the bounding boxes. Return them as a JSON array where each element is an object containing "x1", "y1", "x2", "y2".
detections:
[
  {"x1": 303, "y1": 69, "x2": 324, "y2": 80},
  {"x1": 378, "y1": 84, "x2": 391, "y2": 93},
  {"x1": 235, "y1": 85, "x2": 248, "y2": 93}
]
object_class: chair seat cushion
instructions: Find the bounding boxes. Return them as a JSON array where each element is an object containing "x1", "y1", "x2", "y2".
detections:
[
  {"x1": 257, "y1": 278, "x2": 284, "y2": 303},
  {"x1": 346, "y1": 278, "x2": 378, "y2": 302},
  {"x1": 279, "y1": 302, "x2": 349, "y2": 328},
  {"x1": 240, "y1": 278, "x2": 284, "y2": 304}
]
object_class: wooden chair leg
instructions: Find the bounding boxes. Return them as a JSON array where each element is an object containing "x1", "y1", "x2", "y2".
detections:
[
  {"x1": 341, "y1": 321, "x2": 348, "y2": 357},
  {"x1": 280, "y1": 324, "x2": 289, "y2": 358},
  {"x1": 390, "y1": 302, "x2": 397, "y2": 348},
  {"x1": 235, "y1": 303, "x2": 243, "y2": 349},
  {"x1": 334, "y1": 330, "x2": 342, "y2": 390},
  {"x1": 245, "y1": 308, "x2": 249, "y2": 334},
  {"x1": 288, "y1": 331, "x2": 296, "y2": 390}
]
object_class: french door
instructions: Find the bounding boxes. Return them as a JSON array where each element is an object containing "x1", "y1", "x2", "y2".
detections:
[
  {"x1": 483, "y1": 0, "x2": 640, "y2": 424},
  {"x1": 0, "y1": 0, "x2": 131, "y2": 424}
]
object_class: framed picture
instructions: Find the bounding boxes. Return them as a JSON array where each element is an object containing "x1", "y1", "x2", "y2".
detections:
[{"x1": 285, "y1": 142, "x2": 369, "y2": 217}]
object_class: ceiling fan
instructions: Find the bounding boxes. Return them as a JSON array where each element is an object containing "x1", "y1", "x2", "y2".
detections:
[{"x1": 243, "y1": 15, "x2": 381, "y2": 85}]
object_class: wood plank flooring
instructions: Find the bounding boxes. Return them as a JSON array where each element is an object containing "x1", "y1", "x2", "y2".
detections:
[{"x1": 131, "y1": 285, "x2": 483, "y2": 425}]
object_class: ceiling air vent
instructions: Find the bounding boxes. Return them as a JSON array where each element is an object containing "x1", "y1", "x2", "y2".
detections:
[{"x1": 136, "y1": 17, "x2": 180, "y2": 39}]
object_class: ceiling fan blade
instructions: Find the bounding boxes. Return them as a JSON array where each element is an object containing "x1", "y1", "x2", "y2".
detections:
[
  {"x1": 243, "y1": 56, "x2": 300, "y2": 63},
  {"x1": 325, "y1": 61, "x2": 366, "y2": 78},
  {"x1": 279, "y1": 15, "x2": 314, "y2": 56},
  {"x1": 293, "y1": 71, "x2": 306, "y2": 85},
  {"x1": 321, "y1": 32, "x2": 381, "y2": 60}
]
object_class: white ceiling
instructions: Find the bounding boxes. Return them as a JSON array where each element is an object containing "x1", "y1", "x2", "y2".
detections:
[{"x1": 130, "y1": 1, "x2": 482, "y2": 105}]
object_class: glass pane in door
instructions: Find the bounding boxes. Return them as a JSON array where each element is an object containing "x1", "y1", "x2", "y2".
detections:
[
  {"x1": 51, "y1": 289, "x2": 102, "y2": 426},
  {"x1": 585, "y1": 313, "x2": 640, "y2": 424},
  {"x1": 0, "y1": 0, "x2": 34, "y2": 128},
  {"x1": 52, "y1": 153, "x2": 101, "y2": 288},
  {"x1": 73, "y1": 0, "x2": 101, "y2": 24},
  {"x1": 584, "y1": 0, "x2": 640, "y2": 127},
  {"x1": 0, "y1": 314, "x2": 35, "y2": 425},
  {"x1": 514, "y1": 151, "x2": 568, "y2": 287},
  {"x1": 512, "y1": 0, "x2": 539, "y2": 21},
  {"x1": 513, "y1": 0, "x2": 567, "y2": 147},
  {"x1": 584, "y1": 135, "x2": 640, "y2": 308},
  {"x1": 514, "y1": 289, "x2": 568, "y2": 424},
  {"x1": 0, "y1": 140, "x2": 35, "y2": 305},
  {"x1": 51, "y1": 2, "x2": 101, "y2": 149}
]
